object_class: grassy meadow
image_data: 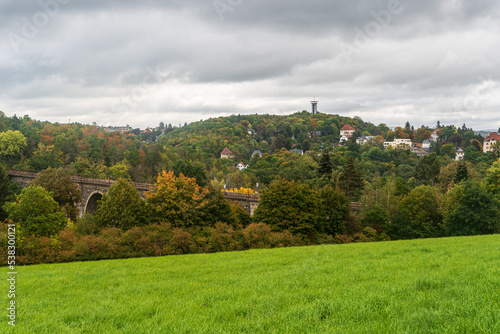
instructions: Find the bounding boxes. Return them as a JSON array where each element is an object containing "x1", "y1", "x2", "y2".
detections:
[{"x1": 4, "y1": 235, "x2": 500, "y2": 333}]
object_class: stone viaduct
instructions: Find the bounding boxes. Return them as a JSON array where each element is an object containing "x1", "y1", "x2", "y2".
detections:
[
  {"x1": 7, "y1": 171, "x2": 260, "y2": 216},
  {"x1": 8, "y1": 171, "x2": 358, "y2": 217}
]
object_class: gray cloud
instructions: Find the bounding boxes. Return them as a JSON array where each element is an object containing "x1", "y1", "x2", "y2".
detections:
[{"x1": 1, "y1": 0, "x2": 499, "y2": 129}]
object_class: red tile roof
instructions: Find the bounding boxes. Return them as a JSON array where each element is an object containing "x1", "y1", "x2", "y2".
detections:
[
  {"x1": 485, "y1": 132, "x2": 500, "y2": 141},
  {"x1": 221, "y1": 147, "x2": 233, "y2": 154},
  {"x1": 432, "y1": 129, "x2": 440, "y2": 134},
  {"x1": 341, "y1": 124, "x2": 355, "y2": 131}
]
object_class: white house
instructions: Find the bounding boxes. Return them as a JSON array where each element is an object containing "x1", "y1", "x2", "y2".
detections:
[
  {"x1": 236, "y1": 162, "x2": 248, "y2": 171},
  {"x1": 340, "y1": 124, "x2": 355, "y2": 138},
  {"x1": 483, "y1": 132, "x2": 500, "y2": 153},
  {"x1": 356, "y1": 136, "x2": 374, "y2": 145},
  {"x1": 384, "y1": 138, "x2": 412, "y2": 150},
  {"x1": 455, "y1": 148, "x2": 465, "y2": 161},
  {"x1": 431, "y1": 129, "x2": 440, "y2": 141}
]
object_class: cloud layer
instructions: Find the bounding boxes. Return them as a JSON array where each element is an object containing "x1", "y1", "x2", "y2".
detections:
[{"x1": 1, "y1": 0, "x2": 499, "y2": 129}]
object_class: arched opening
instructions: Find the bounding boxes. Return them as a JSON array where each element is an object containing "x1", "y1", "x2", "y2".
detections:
[{"x1": 85, "y1": 192, "x2": 103, "y2": 215}]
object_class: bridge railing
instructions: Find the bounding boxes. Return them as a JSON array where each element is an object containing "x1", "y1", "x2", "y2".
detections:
[
  {"x1": 223, "y1": 192, "x2": 260, "y2": 201},
  {"x1": 9, "y1": 170, "x2": 153, "y2": 191}
]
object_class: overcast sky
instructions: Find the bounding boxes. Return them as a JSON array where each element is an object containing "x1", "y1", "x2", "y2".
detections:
[{"x1": 1, "y1": 0, "x2": 500, "y2": 130}]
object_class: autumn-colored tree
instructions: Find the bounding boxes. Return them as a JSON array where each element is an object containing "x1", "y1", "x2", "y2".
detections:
[
  {"x1": 0, "y1": 130, "x2": 27, "y2": 158},
  {"x1": 253, "y1": 179, "x2": 319, "y2": 235},
  {"x1": 94, "y1": 178, "x2": 149, "y2": 230},
  {"x1": 146, "y1": 171, "x2": 208, "y2": 227},
  {"x1": 31, "y1": 167, "x2": 82, "y2": 221},
  {"x1": 3, "y1": 186, "x2": 66, "y2": 237}
]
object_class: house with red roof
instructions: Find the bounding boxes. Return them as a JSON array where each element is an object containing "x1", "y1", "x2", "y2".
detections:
[
  {"x1": 431, "y1": 129, "x2": 440, "y2": 141},
  {"x1": 340, "y1": 124, "x2": 355, "y2": 138},
  {"x1": 483, "y1": 132, "x2": 500, "y2": 153},
  {"x1": 220, "y1": 147, "x2": 234, "y2": 159}
]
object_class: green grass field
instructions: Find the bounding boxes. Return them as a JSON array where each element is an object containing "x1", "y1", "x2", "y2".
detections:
[{"x1": 4, "y1": 235, "x2": 500, "y2": 333}]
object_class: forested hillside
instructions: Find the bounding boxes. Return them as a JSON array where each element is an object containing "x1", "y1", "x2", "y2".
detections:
[{"x1": 1, "y1": 109, "x2": 499, "y2": 263}]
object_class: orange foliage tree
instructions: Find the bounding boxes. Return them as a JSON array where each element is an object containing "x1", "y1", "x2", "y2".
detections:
[{"x1": 146, "y1": 171, "x2": 209, "y2": 227}]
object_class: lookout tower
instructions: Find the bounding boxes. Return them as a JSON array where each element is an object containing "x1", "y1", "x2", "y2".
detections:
[{"x1": 311, "y1": 100, "x2": 318, "y2": 114}]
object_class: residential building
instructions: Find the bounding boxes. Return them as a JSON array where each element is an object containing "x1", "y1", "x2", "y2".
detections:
[
  {"x1": 251, "y1": 150, "x2": 263, "y2": 158},
  {"x1": 431, "y1": 129, "x2": 440, "y2": 141},
  {"x1": 384, "y1": 138, "x2": 412, "y2": 150},
  {"x1": 340, "y1": 124, "x2": 355, "y2": 138},
  {"x1": 483, "y1": 132, "x2": 500, "y2": 153},
  {"x1": 220, "y1": 147, "x2": 234, "y2": 159},
  {"x1": 101, "y1": 125, "x2": 133, "y2": 133},
  {"x1": 356, "y1": 136, "x2": 374, "y2": 145},
  {"x1": 455, "y1": 148, "x2": 465, "y2": 161},
  {"x1": 236, "y1": 162, "x2": 248, "y2": 171},
  {"x1": 289, "y1": 149, "x2": 304, "y2": 155},
  {"x1": 339, "y1": 135, "x2": 349, "y2": 144},
  {"x1": 422, "y1": 139, "x2": 433, "y2": 149}
]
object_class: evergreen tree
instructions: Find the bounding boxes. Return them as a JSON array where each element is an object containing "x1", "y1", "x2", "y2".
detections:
[
  {"x1": 454, "y1": 162, "x2": 468, "y2": 184},
  {"x1": 317, "y1": 149, "x2": 333, "y2": 178},
  {"x1": 340, "y1": 156, "x2": 364, "y2": 200},
  {"x1": 317, "y1": 186, "x2": 350, "y2": 235}
]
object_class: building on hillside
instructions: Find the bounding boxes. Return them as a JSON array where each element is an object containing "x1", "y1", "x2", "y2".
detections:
[
  {"x1": 422, "y1": 139, "x2": 433, "y2": 149},
  {"x1": 251, "y1": 150, "x2": 263, "y2": 158},
  {"x1": 384, "y1": 138, "x2": 412, "y2": 150},
  {"x1": 340, "y1": 124, "x2": 355, "y2": 138},
  {"x1": 483, "y1": 132, "x2": 500, "y2": 153},
  {"x1": 236, "y1": 162, "x2": 248, "y2": 171},
  {"x1": 289, "y1": 149, "x2": 304, "y2": 155},
  {"x1": 101, "y1": 125, "x2": 133, "y2": 133},
  {"x1": 339, "y1": 135, "x2": 349, "y2": 145},
  {"x1": 455, "y1": 147, "x2": 465, "y2": 161},
  {"x1": 221, "y1": 147, "x2": 234, "y2": 159},
  {"x1": 431, "y1": 129, "x2": 440, "y2": 141},
  {"x1": 356, "y1": 136, "x2": 374, "y2": 145}
]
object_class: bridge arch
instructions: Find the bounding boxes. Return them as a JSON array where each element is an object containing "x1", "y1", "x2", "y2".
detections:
[{"x1": 85, "y1": 191, "x2": 104, "y2": 215}]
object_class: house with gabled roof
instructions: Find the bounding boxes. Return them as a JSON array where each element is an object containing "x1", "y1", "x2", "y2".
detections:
[
  {"x1": 431, "y1": 129, "x2": 440, "y2": 141},
  {"x1": 220, "y1": 147, "x2": 234, "y2": 159},
  {"x1": 340, "y1": 124, "x2": 355, "y2": 138},
  {"x1": 483, "y1": 132, "x2": 500, "y2": 153},
  {"x1": 236, "y1": 162, "x2": 248, "y2": 171}
]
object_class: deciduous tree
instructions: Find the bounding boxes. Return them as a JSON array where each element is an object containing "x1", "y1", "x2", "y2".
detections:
[
  {"x1": 4, "y1": 186, "x2": 66, "y2": 237},
  {"x1": 31, "y1": 167, "x2": 82, "y2": 221},
  {"x1": 94, "y1": 178, "x2": 149, "y2": 230}
]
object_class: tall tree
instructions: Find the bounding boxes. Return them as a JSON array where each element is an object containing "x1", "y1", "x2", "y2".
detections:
[
  {"x1": 0, "y1": 163, "x2": 11, "y2": 220},
  {"x1": 4, "y1": 186, "x2": 66, "y2": 237},
  {"x1": 340, "y1": 156, "x2": 364, "y2": 199},
  {"x1": 317, "y1": 149, "x2": 333, "y2": 177},
  {"x1": 31, "y1": 167, "x2": 82, "y2": 221},
  {"x1": 415, "y1": 153, "x2": 441, "y2": 186},
  {"x1": 394, "y1": 185, "x2": 444, "y2": 239},
  {"x1": 317, "y1": 186, "x2": 350, "y2": 235},
  {"x1": 146, "y1": 171, "x2": 208, "y2": 227},
  {"x1": 254, "y1": 179, "x2": 319, "y2": 235},
  {"x1": 444, "y1": 181, "x2": 499, "y2": 236},
  {"x1": 94, "y1": 178, "x2": 149, "y2": 230}
]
